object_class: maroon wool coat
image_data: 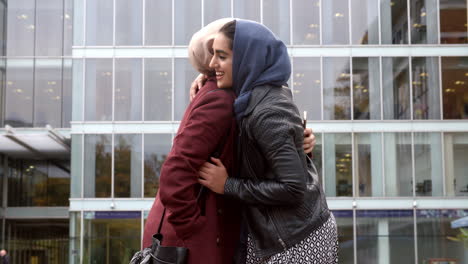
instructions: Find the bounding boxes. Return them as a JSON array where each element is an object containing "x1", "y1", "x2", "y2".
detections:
[{"x1": 143, "y1": 78, "x2": 241, "y2": 264}]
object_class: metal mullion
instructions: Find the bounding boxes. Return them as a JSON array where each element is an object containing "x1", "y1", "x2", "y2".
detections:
[
  {"x1": 348, "y1": 0, "x2": 352, "y2": 45},
  {"x1": 201, "y1": 0, "x2": 204, "y2": 26},
  {"x1": 411, "y1": 132, "x2": 416, "y2": 198},
  {"x1": 438, "y1": 56, "x2": 443, "y2": 120},
  {"x1": 353, "y1": 208, "x2": 357, "y2": 264},
  {"x1": 441, "y1": 131, "x2": 446, "y2": 196},
  {"x1": 81, "y1": 134, "x2": 84, "y2": 199},
  {"x1": 231, "y1": 0, "x2": 234, "y2": 17},
  {"x1": 379, "y1": 56, "x2": 384, "y2": 120},
  {"x1": 378, "y1": 0, "x2": 381, "y2": 44},
  {"x1": 171, "y1": 58, "x2": 175, "y2": 121},
  {"x1": 350, "y1": 56, "x2": 354, "y2": 121},
  {"x1": 409, "y1": 56, "x2": 414, "y2": 120},
  {"x1": 82, "y1": 59, "x2": 86, "y2": 121},
  {"x1": 142, "y1": 0, "x2": 146, "y2": 45},
  {"x1": 32, "y1": 0, "x2": 37, "y2": 126},
  {"x1": 321, "y1": 132, "x2": 326, "y2": 190},
  {"x1": 436, "y1": 0, "x2": 441, "y2": 44},
  {"x1": 413, "y1": 207, "x2": 418, "y2": 264},
  {"x1": 289, "y1": 0, "x2": 293, "y2": 45},
  {"x1": 113, "y1": 0, "x2": 116, "y2": 46},
  {"x1": 111, "y1": 133, "x2": 115, "y2": 198},
  {"x1": 140, "y1": 210, "x2": 144, "y2": 250},
  {"x1": 141, "y1": 133, "x2": 145, "y2": 197},
  {"x1": 142, "y1": 59, "x2": 145, "y2": 121},
  {"x1": 172, "y1": 0, "x2": 174, "y2": 46},
  {"x1": 351, "y1": 132, "x2": 356, "y2": 198},
  {"x1": 112, "y1": 58, "x2": 115, "y2": 122},
  {"x1": 84, "y1": 0, "x2": 88, "y2": 45},
  {"x1": 407, "y1": 0, "x2": 411, "y2": 44},
  {"x1": 319, "y1": 0, "x2": 323, "y2": 45},
  {"x1": 381, "y1": 131, "x2": 386, "y2": 197},
  {"x1": 260, "y1": 0, "x2": 263, "y2": 24},
  {"x1": 80, "y1": 211, "x2": 84, "y2": 264},
  {"x1": 320, "y1": 56, "x2": 324, "y2": 120}
]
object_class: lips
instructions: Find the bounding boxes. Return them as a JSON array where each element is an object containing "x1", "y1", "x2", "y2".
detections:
[{"x1": 216, "y1": 72, "x2": 224, "y2": 80}]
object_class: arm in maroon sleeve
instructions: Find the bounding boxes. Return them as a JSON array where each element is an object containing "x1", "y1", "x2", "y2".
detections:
[{"x1": 159, "y1": 88, "x2": 234, "y2": 240}]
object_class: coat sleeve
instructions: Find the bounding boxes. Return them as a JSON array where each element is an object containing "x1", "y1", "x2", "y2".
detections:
[
  {"x1": 224, "y1": 109, "x2": 307, "y2": 206},
  {"x1": 159, "y1": 88, "x2": 234, "y2": 240}
]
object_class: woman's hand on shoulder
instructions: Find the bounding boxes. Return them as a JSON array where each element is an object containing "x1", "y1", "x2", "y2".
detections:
[
  {"x1": 190, "y1": 74, "x2": 208, "y2": 102},
  {"x1": 198, "y1": 157, "x2": 228, "y2": 194}
]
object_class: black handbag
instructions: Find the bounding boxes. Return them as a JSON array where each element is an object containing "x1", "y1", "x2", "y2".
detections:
[{"x1": 129, "y1": 207, "x2": 188, "y2": 264}]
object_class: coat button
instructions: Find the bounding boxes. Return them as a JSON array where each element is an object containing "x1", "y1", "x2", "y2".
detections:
[
  {"x1": 216, "y1": 237, "x2": 220, "y2": 245},
  {"x1": 217, "y1": 209, "x2": 223, "y2": 215}
]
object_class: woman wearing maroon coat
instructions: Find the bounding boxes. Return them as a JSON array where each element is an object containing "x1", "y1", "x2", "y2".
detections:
[{"x1": 142, "y1": 19, "x2": 316, "y2": 264}]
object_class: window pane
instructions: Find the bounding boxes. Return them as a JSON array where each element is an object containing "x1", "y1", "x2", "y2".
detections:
[
  {"x1": 440, "y1": 0, "x2": 468, "y2": 44},
  {"x1": 323, "y1": 57, "x2": 351, "y2": 120},
  {"x1": 382, "y1": 57, "x2": 411, "y2": 120},
  {"x1": 71, "y1": 134, "x2": 83, "y2": 198},
  {"x1": 412, "y1": 57, "x2": 441, "y2": 119},
  {"x1": 64, "y1": 0, "x2": 73, "y2": 55},
  {"x1": 115, "y1": 59, "x2": 142, "y2": 121},
  {"x1": 417, "y1": 210, "x2": 468, "y2": 263},
  {"x1": 355, "y1": 133, "x2": 383, "y2": 197},
  {"x1": 381, "y1": 0, "x2": 409, "y2": 44},
  {"x1": 5, "y1": 59, "x2": 34, "y2": 127},
  {"x1": 384, "y1": 132, "x2": 413, "y2": 196},
  {"x1": 116, "y1": 0, "x2": 142, "y2": 46},
  {"x1": 72, "y1": 59, "x2": 84, "y2": 122},
  {"x1": 410, "y1": 0, "x2": 438, "y2": 44},
  {"x1": 293, "y1": 57, "x2": 322, "y2": 120},
  {"x1": 353, "y1": 57, "x2": 381, "y2": 120},
  {"x1": 442, "y1": 57, "x2": 468, "y2": 119},
  {"x1": 351, "y1": 0, "x2": 379, "y2": 44},
  {"x1": 47, "y1": 162, "x2": 71, "y2": 206},
  {"x1": 0, "y1": 2, "x2": 6, "y2": 57},
  {"x1": 324, "y1": 133, "x2": 352, "y2": 197},
  {"x1": 144, "y1": 134, "x2": 172, "y2": 197},
  {"x1": 322, "y1": 0, "x2": 349, "y2": 45},
  {"x1": 292, "y1": 0, "x2": 320, "y2": 45},
  {"x1": 73, "y1": 0, "x2": 84, "y2": 46},
  {"x1": 70, "y1": 212, "x2": 82, "y2": 264},
  {"x1": 86, "y1": 0, "x2": 113, "y2": 45},
  {"x1": 204, "y1": 0, "x2": 231, "y2": 25},
  {"x1": 84, "y1": 135, "x2": 112, "y2": 198},
  {"x1": 263, "y1": 0, "x2": 290, "y2": 44},
  {"x1": 144, "y1": 59, "x2": 172, "y2": 121},
  {"x1": 34, "y1": 59, "x2": 63, "y2": 127},
  {"x1": 114, "y1": 134, "x2": 142, "y2": 198},
  {"x1": 83, "y1": 211, "x2": 141, "y2": 263},
  {"x1": 233, "y1": 0, "x2": 260, "y2": 22},
  {"x1": 174, "y1": 58, "x2": 198, "y2": 120},
  {"x1": 36, "y1": 0, "x2": 63, "y2": 56},
  {"x1": 6, "y1": 0, "x2": 35, "y2": 56},
  {"x1": 414, "y1": 133, "x2": 443, "y2": 197},
  {"x1": 444, "y1": 133, "x2": 468, "y2": 196},
  {"x1": 334, "y1": 210, "x2": 354, "y2": 264},
  {"x1": 85, "y1": 59, "x2": 112, "y2": 121},
  {"x1": 145, "y1": 0, "x2": 172, "y2": 45},
  {"x1": 63, "y1": 59, "x2": 73, "y2": 127},
  {"x1": 356, "y1": 210, "x2": 415, "y2": 263},
  {"x1": 311, "y1": 133, "x2": 323, "y2": 185},
  {"x1": 174, "y1": 0, "x2": 201, "y2": 45}
]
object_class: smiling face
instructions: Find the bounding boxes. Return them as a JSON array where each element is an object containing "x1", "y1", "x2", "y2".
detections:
[{"x1": 209, "y1": 33, "x2": 233, "y2": 89}]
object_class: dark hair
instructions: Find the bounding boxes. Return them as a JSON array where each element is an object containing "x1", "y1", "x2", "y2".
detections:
[{"x1": 219, "y1": 20, "x2": 236, "y2": 50}]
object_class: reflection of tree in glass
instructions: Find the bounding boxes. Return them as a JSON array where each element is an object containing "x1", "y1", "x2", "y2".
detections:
[
  {"x1": 95, "y1": 136, "x2": 112, "y2": 197},
  {"x1": 144, "y1": 153, "x2": 167, "y2": 197},
  {"x1": 115, "y1": 136, "x2": 132, "y2": 197}
]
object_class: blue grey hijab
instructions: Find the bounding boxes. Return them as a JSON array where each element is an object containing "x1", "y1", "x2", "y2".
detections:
[{"x1": 232, "y1": 20, "x2": 291, "y2": 121}]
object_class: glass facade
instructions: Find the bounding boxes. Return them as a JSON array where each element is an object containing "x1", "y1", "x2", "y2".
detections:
[{"x1": 0, "y1": 0, "x2": 467, "y2": 264}]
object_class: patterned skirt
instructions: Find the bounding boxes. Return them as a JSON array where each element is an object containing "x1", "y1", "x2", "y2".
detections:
[{"x1": 246, "y1": 214, "x2": 338, "y2": 264}]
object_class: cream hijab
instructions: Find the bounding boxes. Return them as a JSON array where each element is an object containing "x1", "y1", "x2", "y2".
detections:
[{"x1": 188, "y1": 18, "x2": 234, "y2": 75}]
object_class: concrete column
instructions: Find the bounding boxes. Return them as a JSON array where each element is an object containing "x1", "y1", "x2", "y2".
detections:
[
  {"x1": 378, "y1": 219, "x2": 390, "y2": 264},
  {"x1": 444, "y1": 134, "x2": 455, "y2": 196},
  {"x1": 384, "y1": 134, "x2": 398, "y2": 196}
]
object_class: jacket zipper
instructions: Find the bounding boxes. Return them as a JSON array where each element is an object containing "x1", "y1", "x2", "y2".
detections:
[{"x1": 268, "y1": 210, "x2": 287, "y2": 250}]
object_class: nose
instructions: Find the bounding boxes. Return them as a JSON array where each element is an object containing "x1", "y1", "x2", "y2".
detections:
[{"x1": 209, "y1": 56, "x2": 217, "y2": 69}]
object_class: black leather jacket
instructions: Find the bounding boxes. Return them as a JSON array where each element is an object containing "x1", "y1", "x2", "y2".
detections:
[{"x1": 224, "y1": 84, "x2": 330, "y2": 258}]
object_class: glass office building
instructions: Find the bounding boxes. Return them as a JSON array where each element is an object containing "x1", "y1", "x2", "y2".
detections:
[{"x1": 1, "y1": 0, "x2": 467, "y2": 263}]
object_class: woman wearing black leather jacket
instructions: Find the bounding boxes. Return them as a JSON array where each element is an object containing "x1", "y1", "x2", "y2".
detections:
[{"x1": 197, "y1": 20, "x2": 338, "y2": 264}]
